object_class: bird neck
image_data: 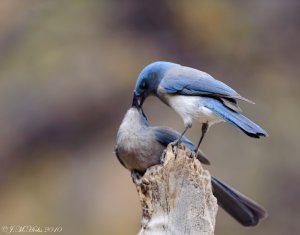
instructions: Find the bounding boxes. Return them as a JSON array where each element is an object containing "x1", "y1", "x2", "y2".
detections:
[{"x1": 119, "y1": 108, "x2": 148, "y2": 133}]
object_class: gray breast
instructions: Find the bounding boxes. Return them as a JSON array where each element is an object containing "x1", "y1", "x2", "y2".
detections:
[{"x1": 116, "y1": 130, "x2": 164, "y2": 172}]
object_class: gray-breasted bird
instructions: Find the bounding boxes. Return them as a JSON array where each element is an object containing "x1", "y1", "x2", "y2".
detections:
[
  {"x1": 134, "y1": 61, "x2": 267, "y2": 153},
  {"x1": 115, "y1": 94, "x2": 267, "y2": 226}
]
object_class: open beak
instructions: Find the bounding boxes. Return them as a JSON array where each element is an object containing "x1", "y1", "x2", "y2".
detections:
[
  {"x1": 132, "y1": 92, "x2": 148, "y2": 120},
  {"x1": 133, "y1": 91, "x2": 145, "y2": 108}
]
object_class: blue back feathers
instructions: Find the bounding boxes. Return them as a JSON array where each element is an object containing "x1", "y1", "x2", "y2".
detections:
[
  {"x1": 159, "y1": 65, "x2": 245, "y2": 100},
  {"x1": 161, "y1": 72, "x2": 239, "y2": 98}
]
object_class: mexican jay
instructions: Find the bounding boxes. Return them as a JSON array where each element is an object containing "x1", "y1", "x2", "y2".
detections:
[{"x1": 134, "y1": 61, "x2": 268, "y2": 152}]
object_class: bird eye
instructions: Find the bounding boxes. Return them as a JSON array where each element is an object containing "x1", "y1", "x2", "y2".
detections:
[{"x1": 141, "y1": 81, "x2": 147, "y2": 89}]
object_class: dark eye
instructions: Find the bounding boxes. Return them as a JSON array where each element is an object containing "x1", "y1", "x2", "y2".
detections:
[{"x1": 141, "y1": 81, "x2": 147, "y2": 89}]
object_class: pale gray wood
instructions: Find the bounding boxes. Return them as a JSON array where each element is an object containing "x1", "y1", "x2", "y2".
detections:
[{"x1": 133, "y1": 144, "x2": 218, "y2": 235}]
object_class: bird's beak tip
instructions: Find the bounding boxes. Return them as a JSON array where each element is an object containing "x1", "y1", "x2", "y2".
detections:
[{"x1": 132, "y1": 92, "x2": 144, "y2": 107}]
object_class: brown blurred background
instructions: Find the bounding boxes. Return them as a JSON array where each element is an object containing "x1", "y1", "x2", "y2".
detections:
[{"x1": 0, "y1": 1, "x2": 299, "y2": 234}]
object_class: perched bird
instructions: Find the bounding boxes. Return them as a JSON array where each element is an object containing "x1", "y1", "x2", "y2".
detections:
[
  {"x1": 115, "y1": 93, "x2": 209, "y2": 172},
  {"x1": 134, "y1": 61, "x2": 268, "y2": 153},
  {"x1": 115, "y1": 94, "x2": 267, "y2": 226}
]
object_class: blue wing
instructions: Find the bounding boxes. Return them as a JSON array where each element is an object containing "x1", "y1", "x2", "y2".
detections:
[
  {"x1": 160, "y1": 66, "x2": 253, "y2": 103},
  {"x1": 202, "y1": 98, "x2": 267, "y2": 138},
  {"x1": 153, "y1": 127, "x2": 210, "y2": 165},
  {"x1": 153, "y1": 126, "x2": 195, "y2": 150}
]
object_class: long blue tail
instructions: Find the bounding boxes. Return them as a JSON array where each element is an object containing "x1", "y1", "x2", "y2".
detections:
[
  {"x1": 211, "y1": 176, "x2": 267, "y2": 226},
  {"x1": 204, "y1": 99, "x2": 268, "y2": 138}
]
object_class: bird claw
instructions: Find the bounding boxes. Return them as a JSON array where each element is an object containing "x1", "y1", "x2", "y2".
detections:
[
  {"x1": 172, "y1": 139, "x2": 181, "y2": 148},
  {"x1": 160, "y1": 149, "x2": 167, "y2": 165},
  {"x1": 189, "y1": 151, "x2": 195, "y2": 158},
  {"x1": 172, "y1": 144, "x2": 179, "y2": 156},
  {"x1": 131, "y1": 170, "x2": 143, "y2": 183},
  {"x1": 170, "y1": 138, "x2": 182, "y2": 156}
]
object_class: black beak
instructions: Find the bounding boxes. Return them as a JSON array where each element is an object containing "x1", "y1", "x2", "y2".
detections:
[
  {"x1": 132, "y1": 93, "x2": 140, "y2": 109},
  {"x1": 132, "y1": 93, "x2": 138, "y2": 108},
  {"x1": 132, "y1": 92, "x2": 148, "y2": 121},
  {"x1": 132, "y1": 91, "x2": 145, "y2": 108}
]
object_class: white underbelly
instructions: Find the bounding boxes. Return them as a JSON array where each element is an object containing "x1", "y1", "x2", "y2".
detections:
[{"x1": 167, "y1": 95, "x2": 223, "y2": 126}]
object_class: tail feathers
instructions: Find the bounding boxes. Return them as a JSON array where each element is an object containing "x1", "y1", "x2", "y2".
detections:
[
  {"x1": 205, "y1": 100, "x2": 268, "y2": 138},
  {"x1": 211, "y1": 176, "x2": 267, "y2": 226}
]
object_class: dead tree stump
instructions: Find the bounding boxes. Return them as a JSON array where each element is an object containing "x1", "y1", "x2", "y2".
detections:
[{"x1": 133, "y1": 144, "x2": 218, "y2": 235}]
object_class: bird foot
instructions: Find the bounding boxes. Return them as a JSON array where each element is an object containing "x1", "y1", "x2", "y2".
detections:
[
  {"x1": 172, "y1": 144, "x2": 179, "y2": 156},
  {"x1": 171, "y1": 139, "x2": 182, "y2": 156},
  {"x1": 131, "y1": 170, "x2": 143, "y2": 183},
  {"x1": 188, "y1": 151, "x2": 195, "y2": 158},
  {"x1": 160, "y1": 149, "x2": 167, "y2": 165},
  {"x1": 172, "y1": 139, "x2": 181, "y2": 147}
]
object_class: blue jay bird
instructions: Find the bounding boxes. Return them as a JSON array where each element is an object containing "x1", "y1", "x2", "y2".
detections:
[
  {"x1": 134, "y1": 61, "x2": 268, "y2": 153},
  {"x1": 114, "y1": 94, "x2": 267, "y2": 226}
]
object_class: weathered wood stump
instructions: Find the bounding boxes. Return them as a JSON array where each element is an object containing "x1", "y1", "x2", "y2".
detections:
[{"x1": 133, "y1": 144, "x2": 218, "y2": 235}]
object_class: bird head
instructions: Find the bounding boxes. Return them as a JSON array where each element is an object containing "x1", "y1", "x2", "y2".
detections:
[{"x1": 134, "y1": 61, "x2": 177, "y2": 107}]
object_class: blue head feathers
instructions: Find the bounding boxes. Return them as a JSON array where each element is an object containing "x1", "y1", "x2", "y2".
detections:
[{"x1": 134, "y1": 61, "x2": 177, "y2": 98}]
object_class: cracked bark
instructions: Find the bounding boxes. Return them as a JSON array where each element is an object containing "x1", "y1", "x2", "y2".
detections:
[{"x1": 133, "y1": 144, "x2": 218, "y2": 235}]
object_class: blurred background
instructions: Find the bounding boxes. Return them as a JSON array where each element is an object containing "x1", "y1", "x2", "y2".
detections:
[{"x1": 0, "y1": 1, "x2": 299, "y2": 234}]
